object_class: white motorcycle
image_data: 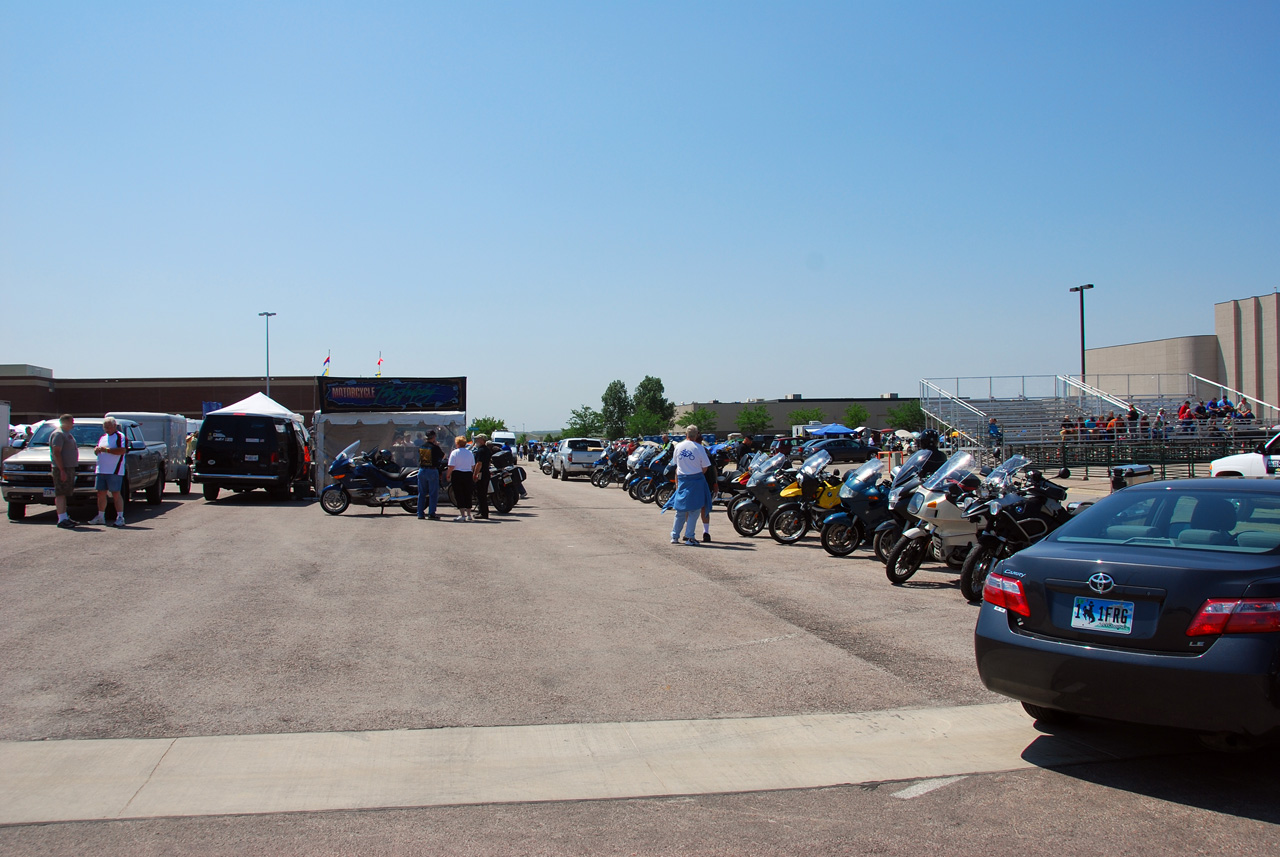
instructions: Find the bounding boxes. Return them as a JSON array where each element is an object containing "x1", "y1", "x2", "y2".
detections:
[{"x1": 884, "y1": 450, "x2": 988, "y2": 584}]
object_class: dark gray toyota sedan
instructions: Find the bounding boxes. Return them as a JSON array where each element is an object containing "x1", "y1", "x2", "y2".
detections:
[{"x1": 975, "y1": 479, "x2": 1280, "y2": 743}]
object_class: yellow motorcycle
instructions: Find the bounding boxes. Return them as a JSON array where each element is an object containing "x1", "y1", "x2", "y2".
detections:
[{"x1": 767, "y1": 450, "x2": 845, "y2": 544}]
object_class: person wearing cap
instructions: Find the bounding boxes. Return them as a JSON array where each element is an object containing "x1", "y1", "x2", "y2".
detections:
[
  {"x1": 471, "y1": 434, "x2": 492, "y2": 520},
  {"x1": 416, "y1": 430, "x2": 445, "y2": 520}
]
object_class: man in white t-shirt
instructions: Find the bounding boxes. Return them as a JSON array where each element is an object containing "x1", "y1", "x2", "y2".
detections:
[
  {"x1": 90, "y1": 417, "x2": 128, "y2": 527},
  {"x1": 667, "y1": 425, "x2": 712, "y2": 546}
]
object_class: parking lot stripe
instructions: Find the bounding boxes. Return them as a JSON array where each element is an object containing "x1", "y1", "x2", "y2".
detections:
[{"x1": 0, "y1": 702, "x2": 1175, "y2": 825}]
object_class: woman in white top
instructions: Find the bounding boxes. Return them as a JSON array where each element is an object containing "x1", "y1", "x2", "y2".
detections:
[{"x1": 446, "y1": 436, "x2": 476, "y2": 521}]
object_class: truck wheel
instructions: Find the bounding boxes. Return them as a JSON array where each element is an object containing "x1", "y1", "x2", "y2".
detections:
[
  {"x1": 292, "y1": 482, "x2": 310, "y2": 500},
  {"x1": 268, "y1": 485, "x2": 290, "y2": 500},
  {"x1": 120, "y1": 478, "x2": 132, "y2": 510},
  {"x1": 178, "y1": 474, "x2": 192, "y2": 495},
  {"x1": 203, "y1": 484, "x2": 220, "y2": 502},
  {"x1": 7, "y1": 502, "x2": 26, "y2": 521},
  {"x1": 146, "y1": 468, "x2": 164, "y2": 505},
  {"x1": 560, "y1": 466, "x2": 568, "y2": 481}
]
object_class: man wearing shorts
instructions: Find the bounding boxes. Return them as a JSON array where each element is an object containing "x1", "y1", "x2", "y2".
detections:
[
  {"x1": 90, "y1": 417, "x2": 128, "y2": 528},
  {"x1": 50, "y1": 414, "x2": 79, "y2": 529}
]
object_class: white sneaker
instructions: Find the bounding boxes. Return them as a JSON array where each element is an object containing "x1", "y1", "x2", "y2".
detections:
[
  {"x1": 114, "y1": 517, "x2": 125, "y2": 528},
  {"x1": 454, "y1": 515, "x2": 467, "y2": 522},
  {"x1": 89, "y1": 514, "x2": 106, "y2": 525}
]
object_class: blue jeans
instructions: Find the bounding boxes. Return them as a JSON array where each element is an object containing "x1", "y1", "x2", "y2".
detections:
[
  {"x1": 672, "y1": 508, "x2": 698, "y2": 541},
  {"x1": 418, "y1": 468, "x2": 440, "y2": 517}
]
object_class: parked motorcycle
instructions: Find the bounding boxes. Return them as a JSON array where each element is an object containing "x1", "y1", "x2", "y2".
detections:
[
  {"x1": 871, "y1": 447, "x2": 947, "y2": 563},
  {"x1": 884, "y1": 450, "x2": 986, "y2": 584},
  {"x1": 767, "y1": 450, "x2": 841, "y2": 544},
  {"x1": 320, "y1": 442, "x2": 421, "y2": 515},
  {"x1": 957, "y1": 461, "x2": 1072, "y2": 602},
  {"x1": 820, "y1": 458, "x2": 889, "y2": 557},
  {"x1": 729, "y1": 452, "x2": 795, "y2": 537}
]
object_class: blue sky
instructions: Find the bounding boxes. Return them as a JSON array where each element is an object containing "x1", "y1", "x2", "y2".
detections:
[{"x1": 2, "y1": 1, "x2": 1276, "y2": 429}]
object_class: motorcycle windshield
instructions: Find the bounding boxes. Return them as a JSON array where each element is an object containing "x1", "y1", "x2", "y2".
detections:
[
  {"x1": 747, "y1": 453, "x2": 787, "y2": 486},
  {"x1": 336, "y1": 441, "x2": 360, "y2": 461},
  {"x1": 985, "y1": 454, "x2": 1031, "y2": 488},
  {"x1": 839, "y1": 458, "x2": 885, "y2": 498},
  {"x1": 799, "y1": 450, "x2": 832, "y2": 477},
  {"x1": 891, "y1": 450, "x2": 933, "y2": 488},
  {"x1": 921, "y1": 450, "x2": 979, "y2": 492}
]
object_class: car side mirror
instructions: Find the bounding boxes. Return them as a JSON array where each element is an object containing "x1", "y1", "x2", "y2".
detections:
[
  {"x1": 1255, "y1": 443, "x2": 1266, "y2": 454},
  {"x1": 1056, "y1": 467, "x2": 1071, "y2": 479},
  {"x1": 130, "y1": 440, "x2": 146, "y2": 450}
]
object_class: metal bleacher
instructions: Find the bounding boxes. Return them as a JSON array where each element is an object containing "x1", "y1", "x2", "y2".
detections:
[{"x1": 919, "y1": 374, "x2": 1280, "y2": 477}]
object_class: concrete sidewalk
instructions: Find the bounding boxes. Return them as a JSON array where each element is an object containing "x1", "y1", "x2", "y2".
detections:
[{"x1": 0, "y1": 701, "x2": 1190, "y2": 825}]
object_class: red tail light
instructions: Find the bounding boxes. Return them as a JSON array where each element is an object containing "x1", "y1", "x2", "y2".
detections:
[
  {"x1": 195, "y1": 449, "x2": 205, "y2": 462},
  {"x1": 270, "y1": 452, "x2": 279, "y2": 465},
  {"x1": 1187, "y1": 598, "x2": 1280, "y2": 636},
  {"x1": 982, "y1": 571, "x2": 1030, "y2": 617}
]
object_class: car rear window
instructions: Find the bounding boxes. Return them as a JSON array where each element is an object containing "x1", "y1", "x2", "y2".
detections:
[
  {"x1": 567, "y1": 440, "x2": 593, "y2": 451},
  {"x1": 1052, "y1": 488, "x2": 1280, "y2": 553},
  {"x1": 200, "y1": 416, "x2": 281, "y2": 445}
]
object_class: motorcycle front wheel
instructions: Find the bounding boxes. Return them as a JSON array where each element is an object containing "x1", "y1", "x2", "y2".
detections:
[
  {"x1": 959, "y1": 545, "x2": 996, "y2": 603},
  {"x1": 637, "y1": 478, "x2": 659, "y2": 504},
  {"x1": 821, "y1": 520, "x2": 862, "y2": 557},
  {"x1": 654, "y1": 482, "x2": 675, "y2": 507},
  {"x1": 873, "y1": 524, "x2": 902, "y2": 565},
  {"x1": 725, "y1": 493, "x2": 751, "y2": 522},
  {"x1": 885, "y1": 535, "x2": 928, "y2": 584},
  {"x1": 401, "y1": 498, "x2": 419, "y2": 514},
  {"x1": 768, "y1": 507, "x2": 809, "y2": 544},
  {"x1": 320, "y1": 487, "x2": 349, "y2": 515},
  {"x1": 733, "y1": 504, "x2": 766, "y2": 537}
]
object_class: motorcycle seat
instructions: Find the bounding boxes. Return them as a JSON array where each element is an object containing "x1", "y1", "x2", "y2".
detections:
[{"x1": 378, "y1": 466, "x2": 416, "y2": 481}]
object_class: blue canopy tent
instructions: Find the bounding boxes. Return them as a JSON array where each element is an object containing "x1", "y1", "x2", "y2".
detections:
[{"x1": 807, "y1": 423, "x2": 857, "y2": 437}]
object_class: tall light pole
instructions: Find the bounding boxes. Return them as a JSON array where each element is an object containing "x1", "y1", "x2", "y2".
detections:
[
  {"x1": 258, "y1": 311, "x2": 277, "y2": 397},
  {"x1": 1068, "y1": 285, "x2": 1094, "y2": 382}
]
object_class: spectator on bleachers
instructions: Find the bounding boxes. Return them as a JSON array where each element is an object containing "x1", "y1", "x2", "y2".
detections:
[{"x1": 1238, "y1": 402, "x2": 1255, "y2": 423}]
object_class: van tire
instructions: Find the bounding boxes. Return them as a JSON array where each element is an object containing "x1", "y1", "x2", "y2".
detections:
[
  {"x1": 7, "y1": 502, "x2": 25, "y2": 521},
  {"x1": 179, "y1": 474, "x2": 192, "y2": 495},
  {"x1": 203, "y1": 484, "x2": 219, "y2": 502}
]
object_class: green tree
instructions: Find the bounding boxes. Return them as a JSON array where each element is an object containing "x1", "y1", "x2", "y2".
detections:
[
  {"x1": 470, "y1": 415, "x2": 507, "y2": 436},
  {"x1": 734, "y1": 404, "x2": 772, "y2": 436},
  {"x1": 786, "y1": 407, "x2": 827, "y2": 426},
  {"x1": 600, "y1": 379, "x2": 633, "y2": 439},
  {"x1": 842, "y1": 402, "x2": 870, "y2": 428},
  {"x1": 563, "y1": 405, "x2": 605, "y2": 438},
  {"x1": 625, "y1": 407, "x2": 669, "y2": 438},
  {"x1": 886, "y1": 399, "x2": 926, "y2": 431},
  {"x1": 675, "y1": 406, "x2": 718, "y2": 434},
  {"x1": 633, "y1": 376, "x2": 675, "y2": 424}
]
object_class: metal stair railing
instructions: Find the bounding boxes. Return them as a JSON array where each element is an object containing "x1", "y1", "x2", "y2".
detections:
[
  {"x1": 1058, "y1": 375, "x2": 1144, "y2": 418},
  {"x1": 919, "y1": 380, "x2": 987, "y2": 448},
  {"x1": 1187, "y1": 374, "x2": 1280, "y2": 425}
]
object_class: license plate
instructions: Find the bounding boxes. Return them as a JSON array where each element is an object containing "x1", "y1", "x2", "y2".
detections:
[
  {"x1": 43, "y1": 488, "x2": 56, "y2": 498},
  {"x1": 244, "y1": 454, "x2": 258, "y2": 462},
  {"x1": 1071, "y1": 596, "x2": 1135, "y2": 635}
]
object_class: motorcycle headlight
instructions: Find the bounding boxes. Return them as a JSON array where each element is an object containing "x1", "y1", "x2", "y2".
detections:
[
  {"x1": 907, "y1": 493, "x2": 923, "y2": 515},
  {"x1": 989, "y1": 501, "x2": 1001, "y2": 516},
  {"x1": 888, "y1": 488, "x2": 901, "y2": 505}
]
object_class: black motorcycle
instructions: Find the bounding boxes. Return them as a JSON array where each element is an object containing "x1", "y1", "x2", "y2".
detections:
[
  {"x1": 870, "y1": 447, "x2": 947, "y2": 562},
  {"x1": 957, "y1": 461, "x2": 1072, "y2": 603}
]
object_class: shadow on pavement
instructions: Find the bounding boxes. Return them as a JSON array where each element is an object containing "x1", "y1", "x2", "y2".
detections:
[{"x1": 1023, "y1": 722, "x2": 1280, "y2": 824}]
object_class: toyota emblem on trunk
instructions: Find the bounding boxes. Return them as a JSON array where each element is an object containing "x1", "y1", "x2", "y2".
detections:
[{"x1": 1088, "y1": 573, "x2": 1115, "y2": 594}]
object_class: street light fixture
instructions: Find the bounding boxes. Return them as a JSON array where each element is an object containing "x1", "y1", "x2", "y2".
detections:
[
  {"x1": 1068, "y1": 284, "x2": 1094, "y2": 382},
  {"x1": 258, "y1": 311, "x2": 277, "y2": 397}
]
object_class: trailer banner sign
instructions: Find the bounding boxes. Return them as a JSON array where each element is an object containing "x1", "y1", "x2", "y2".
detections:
[{"x1": 318, "y1": 377, "x2": 466, "y2": 413}]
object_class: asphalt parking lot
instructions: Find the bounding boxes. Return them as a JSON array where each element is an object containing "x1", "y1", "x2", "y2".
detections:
[{"x1": 2, "y1": 472, "x2": 1278, "y2": 855}]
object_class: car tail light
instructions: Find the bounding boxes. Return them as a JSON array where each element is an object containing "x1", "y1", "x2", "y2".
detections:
[
  {"x1": 1187, "y1": 598, "x2": 1280, "y2": 636},
  {"x1": 195, "y1": 449, "x2": 205, "y2": 462},
  {"x1": 271, "y1": 452, "x2": 279, "y2": 465},
  {"x1": 982, "y1": 571, "x2": 1030, "y2": 617}
]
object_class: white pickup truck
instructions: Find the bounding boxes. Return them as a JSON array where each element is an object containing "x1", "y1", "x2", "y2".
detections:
[
  {"x1": 1210, "y1": 432, "x2": 1280, "y2": 478},
  {"x1": 550, "y1": 438, "x2": 603, "y2": 481},
  {"x1": 1, "y1": 418, "x2": 167, "y2": 520}
]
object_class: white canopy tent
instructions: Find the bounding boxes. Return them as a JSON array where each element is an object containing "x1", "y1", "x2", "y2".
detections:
[
  {"x1": 313, "y1": 411, "x2": 466, "y2": 486},
  {"x1": 207, "y1": 393, "x2": 303, "y2": 421}
]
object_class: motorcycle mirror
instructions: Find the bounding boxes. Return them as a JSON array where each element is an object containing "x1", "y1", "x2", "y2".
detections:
[
  {"x1": 1056, "y1": 467, "x2": 1071, "y2": 479},
  {"x1": 832, "y1": 469, "x2": 840, "y2": 478}
]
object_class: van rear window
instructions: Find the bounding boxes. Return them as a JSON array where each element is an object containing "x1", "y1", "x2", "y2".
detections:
[{"x1": 200, "y1": 417, "x2": 278, "y2": 444}]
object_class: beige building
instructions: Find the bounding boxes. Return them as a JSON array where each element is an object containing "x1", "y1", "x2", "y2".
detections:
[
  {"x1": 1083, "y1": 293, "x2": 1280, "y2": 408},
  {"x1": 1215, "y1": 293, "x2": 1280, "y2": 407}
]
